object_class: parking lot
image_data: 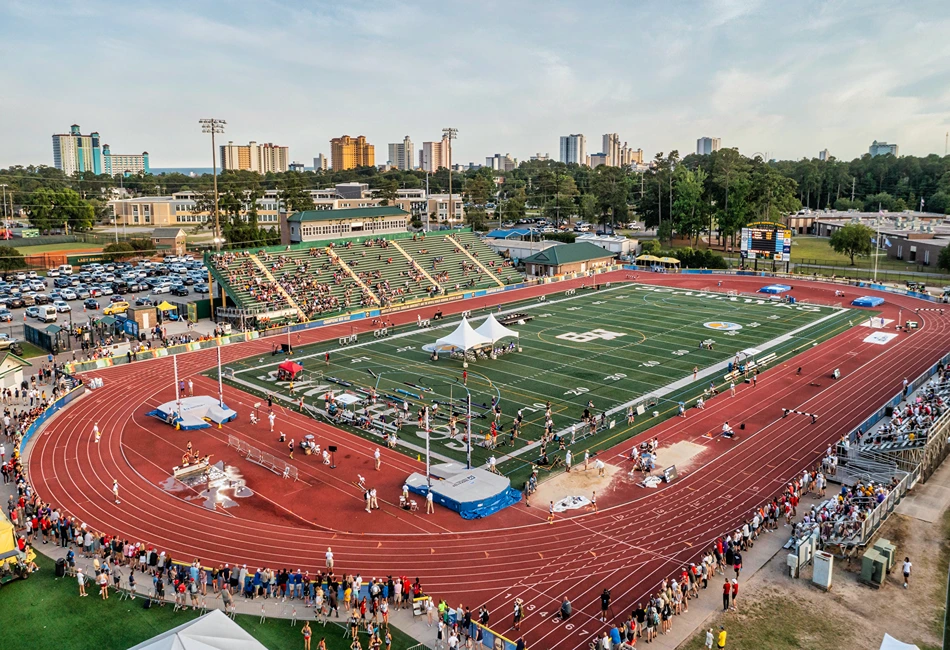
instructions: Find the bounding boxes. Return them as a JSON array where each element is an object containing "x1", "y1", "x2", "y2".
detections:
[{"x1": 0, "y1": 256, "x2": 212, "y2": 343}]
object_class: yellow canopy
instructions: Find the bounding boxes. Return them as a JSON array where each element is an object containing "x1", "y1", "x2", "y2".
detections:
[
  {"x1": 156, "y1": 301, "x2": 177, "y2": 311},
  {"x1": 635, "y1": 254, "x2": 662, "y2": 262},
  {"x1": 658, "y1": 256, "x2": 680, "y2": 264}
]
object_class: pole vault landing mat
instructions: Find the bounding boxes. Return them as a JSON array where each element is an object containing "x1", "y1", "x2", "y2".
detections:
[
  {"x1": 146, "y1": 395, "x2": 238, "y2": 430},
  {"x1": 406, "y1": 466, "x2": 522, "y2": 519}
]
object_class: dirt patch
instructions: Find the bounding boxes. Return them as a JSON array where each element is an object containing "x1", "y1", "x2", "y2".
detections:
[
  {"x1": 531, "y1": 461, "x2": 621, "y2": 507},
  {"x1": 656, "y1": 440, "x2": 707, "y2": 473},
  {"x1": 677, "y1": 492, "x2": 950, "y2": 650}
]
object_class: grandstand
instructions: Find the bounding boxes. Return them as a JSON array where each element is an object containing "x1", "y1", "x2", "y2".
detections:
[{"x1": 206, "y1": 229, "x2": 525, "y2": 323}]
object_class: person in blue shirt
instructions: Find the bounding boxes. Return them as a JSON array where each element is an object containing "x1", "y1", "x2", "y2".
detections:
[{"x1": 609, "y1": 625, "x2": 622, "y2": 647}]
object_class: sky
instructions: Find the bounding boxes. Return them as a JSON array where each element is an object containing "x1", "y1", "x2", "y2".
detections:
[{"x1": 2, "y1": 0, "x2": 950, "y2": 168}]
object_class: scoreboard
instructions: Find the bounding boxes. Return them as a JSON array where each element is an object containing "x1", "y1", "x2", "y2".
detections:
[{"x1": 740, "y1": 224, "x2": 792, "y2": 261}]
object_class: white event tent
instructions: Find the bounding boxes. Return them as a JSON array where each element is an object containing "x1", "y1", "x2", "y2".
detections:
[
  {"x1": 434, "y1": 318, "x2": 492, "y2": 352},
  {"x1": 474, "y1": 313, "x2": 520, "y2": 343},
  {"x1": 127, "y1": 609, "x2": 267, "y2": 650}
]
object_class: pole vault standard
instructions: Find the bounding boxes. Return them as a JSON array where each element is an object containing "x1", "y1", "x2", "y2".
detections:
[
  {"x1": 217, "y1": 346, "x2": 224, "y2": 407},
  {"x1": 173, "y1": 354, "x2": 182, "y2": 417},
  {"x1": 424, "y1": 406, "x2": 431, "y2": 487}
]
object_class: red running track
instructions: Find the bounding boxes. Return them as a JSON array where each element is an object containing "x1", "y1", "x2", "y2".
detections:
[{"x1": 26, "y1": 275, "x2": 949, "y2": 650}]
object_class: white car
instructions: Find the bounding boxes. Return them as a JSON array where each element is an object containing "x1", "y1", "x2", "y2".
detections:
[
  {"x1": 47, "y1": 268, "x2": 61, "y2": 277},
  {"x1": 54, "y1": 300, "x2": 71, "y2": 313},
  {"x1": 152, "y1": 284, "x2": 171, "y2": 294},
  {"x1": 60, "y1": 289, "x2": 77, "y2": 300}
]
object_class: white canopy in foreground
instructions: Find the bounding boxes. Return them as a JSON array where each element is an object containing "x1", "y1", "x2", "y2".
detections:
[
  {"x1": 435, "y1": 318, "x2": 492, "y2": 352},
  {"x1": 475, "y1": 313, "x2": 520, "y2": 343},
  {"x1": 880, "y1": 634, "x2": 920, "y2": 650},
  {"x1": 127, "y1": 610, "x2": 267, "y2": 650}
]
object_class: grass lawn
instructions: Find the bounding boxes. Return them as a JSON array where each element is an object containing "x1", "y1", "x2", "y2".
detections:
[
  {"x1": 218, "y1": 283, "x2": 855, "y2": 486},
  {"x1": 0, "y1": 553, "x2": 417, "y2": 650},
  {"x1": 15, "y1": 341, "x2": 47, "y2": 359},
  {"x1": 11, "y1": 242, "x2": 104, "y2": 254}
]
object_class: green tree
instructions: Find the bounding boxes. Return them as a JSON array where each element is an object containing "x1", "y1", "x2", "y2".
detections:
[
  {"x1": 376, "y1": 179, "x2": 399, "y2": 206},
  {"x1": 0, "y1": 247, "x2": 24, "y2": 272},
  {"x1": 591, "y1": 166, "x2": 631, "y2": 228},
  {"x1": 926, "y1": 191, "x2": 950, "y2": 215},
  {"x1": 26, "y1": 187, "x2": 94, "y2": 232},
  {"x1": 102, "y1": 242, "x2": 137, "y2": 260},
  {"x1": 938, "y1": 245, "x2": 950, "y2": 273},
  {"x1": 672, "y1": 167, "x2": 707, "y2": 245},
  {"x1": 833, "y1": 197, "x2": 864, "y2": 212},
  {"x1": 829, "y1": 223, "x2": 875, "y2": 265}
]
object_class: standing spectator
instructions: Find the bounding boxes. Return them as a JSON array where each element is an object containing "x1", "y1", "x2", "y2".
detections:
[{"x1": 903, "y1": 557, "x2": 912, "y2": 588}]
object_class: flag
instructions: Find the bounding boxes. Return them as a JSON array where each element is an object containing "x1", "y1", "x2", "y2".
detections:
[
  {"x1": 884, "y1": 238, "x2": 892, "y2": 248},
  {"x1": 870, "y1": 237, "x2": 877, "y2": 244}
]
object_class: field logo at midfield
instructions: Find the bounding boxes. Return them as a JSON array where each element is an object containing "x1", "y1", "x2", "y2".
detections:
[
  {"x1": 556, "y1": 329, "x2": 626, "y2": 343},
  {"x1": 703, "y1": 321, "x2": 743, "y2": 331}
]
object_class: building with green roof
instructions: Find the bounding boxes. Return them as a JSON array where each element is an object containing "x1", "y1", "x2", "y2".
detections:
[
  {"x1": 521, "y1": 242, "x2": 616, "y2": 276},
  {"x1": 283, "y1": 206, "x2": 410, "y2": 244}
]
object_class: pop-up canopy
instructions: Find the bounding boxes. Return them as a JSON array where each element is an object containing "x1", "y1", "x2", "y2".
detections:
[
  {"x1": 474, "y1": 313, "x2": 519, "y2": 343},
  {"x1": 435, "y1": 318, "x2": 492, "y2": 352},
  {"x1": 277, "y1": 360, "x2": 303, "y2": 380}
]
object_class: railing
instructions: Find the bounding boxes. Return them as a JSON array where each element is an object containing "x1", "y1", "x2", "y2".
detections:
[{"x1": 227, "y1": 434, "x2": 298, "y2": 480}]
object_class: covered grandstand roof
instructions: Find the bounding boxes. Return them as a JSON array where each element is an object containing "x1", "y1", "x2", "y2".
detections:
[
  {"x1": 521, "y1": 242, "x2": 616, "y2": 266},
  {"x1": 288, "y1": 207, "x2": 409, "y2": 222}
]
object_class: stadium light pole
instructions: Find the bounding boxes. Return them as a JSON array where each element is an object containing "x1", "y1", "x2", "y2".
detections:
[
  {"x1": 443, "y1": 128, "x2": 457, "y2": 226},
  {"x1": 199, "y1": 118, "x2": 226, "y2": 249},
  {"x1": 0, "y1": 184, "x2": 8, "y2": 239}
]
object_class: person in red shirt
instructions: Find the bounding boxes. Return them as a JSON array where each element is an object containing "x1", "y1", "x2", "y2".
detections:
[
  {"x1": 721, "y1": 579, "x2": 730, "y2": 611},
  {"x1": 730, "y1": 580, "x2": 739, "y2": 611}
]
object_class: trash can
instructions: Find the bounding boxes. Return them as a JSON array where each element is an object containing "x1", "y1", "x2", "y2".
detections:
[{"x1": 55, "y1": 558, "x2": 66, "y2": 578}]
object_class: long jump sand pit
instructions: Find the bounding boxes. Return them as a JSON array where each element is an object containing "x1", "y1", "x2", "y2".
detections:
[{"x1": 530, "y1": 440, "x2": 709, "y2": 510}]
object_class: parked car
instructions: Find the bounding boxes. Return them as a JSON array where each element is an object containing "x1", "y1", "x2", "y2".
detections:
[
  {"x1": 194, "y1": 284, "x2": 210, "y2": 294},
  {"x1": 152, "y1": 284, "x2": 171, "y2": 294},
  {"x1": 74, "y1": 287, "x2": 91, "y2": 299},
  {"x1": 47, "y1": 268, "x2": 61, "y2": 277},
  {"x1": 25, "y1": 306, "x2": 40, "y2": 319},
  {"x1": 60, "y1": 289, "x2": 77, "y2": 300},
  {"x1": 171, "y1": 286, "x2": 189, "y2": 297},
  {"x1": 6, "y1": 297, "x2": 24, "y2": 309},
  {"x1": 103, "y1": 301, "x2": 129, "y2": 316},
  {"x1": 135, "y1": 296, "x2": 154, "y2": 306},
  {"x1": 110, "y1": 294, "x2": 126, "y2": 303},
  {"x1": 34, "y1": 293, "x2": 51, "y2": 305},
  {"x1": 53, "y1": 300, "x2": 71, "y2": 313},
  {"x1": 0, "y1": 310, "x2": 12, "y2": 322},
  {"x1": 83, "y1": 298, "x2": 100, "y2": 310}
]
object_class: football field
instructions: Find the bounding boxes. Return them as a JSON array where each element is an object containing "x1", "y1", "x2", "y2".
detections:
[{"x1": 219, "y1": 283, "x2": 856, "y2": 482}]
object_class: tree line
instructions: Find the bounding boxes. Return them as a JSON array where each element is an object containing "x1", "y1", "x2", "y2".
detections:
[{"x1": 2, "y1": 148, "x2": 950, "y2": 248}]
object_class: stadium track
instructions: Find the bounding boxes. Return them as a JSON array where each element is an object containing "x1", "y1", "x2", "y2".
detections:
[{"x1": 26, "y1": 274, "x2": 949, "y2": 650}]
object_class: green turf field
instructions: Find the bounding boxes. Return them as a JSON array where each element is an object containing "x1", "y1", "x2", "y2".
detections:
[
  {"x1": 219, "y1": 283, "x2": 857, "y2": 483},
  {"x1": 0, "y1": 554, "x2": 417, "y2": 650}
]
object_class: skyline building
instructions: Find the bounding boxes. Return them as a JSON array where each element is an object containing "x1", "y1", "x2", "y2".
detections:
[
  {"x1": 387, "y1": 135, "x2": 414, "y2": 171},
  {"x1": 603, "y1": 133, "x2": 622, "y2": 167},
  {"x1": 559, "y1": 134, "x2": 586, "y2": 165},
  {"x1": 102, "y1": 145, "x2": 149, "y2": 176},
  {"x1": 330, "y1": 135, "x2": 375, "y2": 170},
  {"x1": 819, "y1": 148, "x2": 830, "y2": 161},
  {"x1": 869, "y1": 140, "x2": 899, "y2": 157},
  {"x1": 52, "y1": 124, "x2": 102, "y2": 175},
  {"x1": 220, "y1": 141, "x2": 289, "y2": 173},
  {"x1": 419, "y1": 136, "x2": 451, "y2": 172},
  {"x1": 313, "y1": 154, "x2": 328, "y2": 171},
  {"x1": 696, "y1": 136, "x2": 722, "y2": 155}
]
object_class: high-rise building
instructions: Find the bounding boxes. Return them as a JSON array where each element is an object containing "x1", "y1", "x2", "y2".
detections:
[
  {"x1": 530, "y1": 153, "x2": 550, "y2": 161},
  {"x1": 102, "y1": 145, "x2": 150, "y2": 176},
  {"x1": 420, "y1": 136, "x2": 450, "y2": 172},
  {"x1": 602, "y1": 133, "x2": 622, "y2": 167},
  {"x1": 620, "y1": 144, "x2": 643, "y2": 167},
  {"x1": 869, "y1": 141, "x2": 898, "y2": 157},
  {"x1": 696, "y1": 137, "x2": 721, "y2": 155},
  {"x1": 313, "y1": 154, "x2": 328, "y2": 171},
  {"x1": 330, "y1": 135, "x2": 375, "y2": 170},
  {"x1": 387, "y1": 135, "x2": 414, "y2": 171},
  {"x1": 52, "y1": 124, "x2": 102, "y2": 176},
  {"x1": 559, "y1": 134, "x2": 586, "y2": 165},
  {"x1": 818, "y1": 149, "x2": 830, "y2": 161},
  {"x1": 486, "y1": 153, "x2": 515, "y2": 172},
  {"x1": 289, "y1": 162, "x2": 305, "y2": 173},
  {"x1": 220, "y1": 141, "x2": 290, "y2": 173},
  {"x1": 589, "y1": 153, "x2": 608, "y2": 168}
]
